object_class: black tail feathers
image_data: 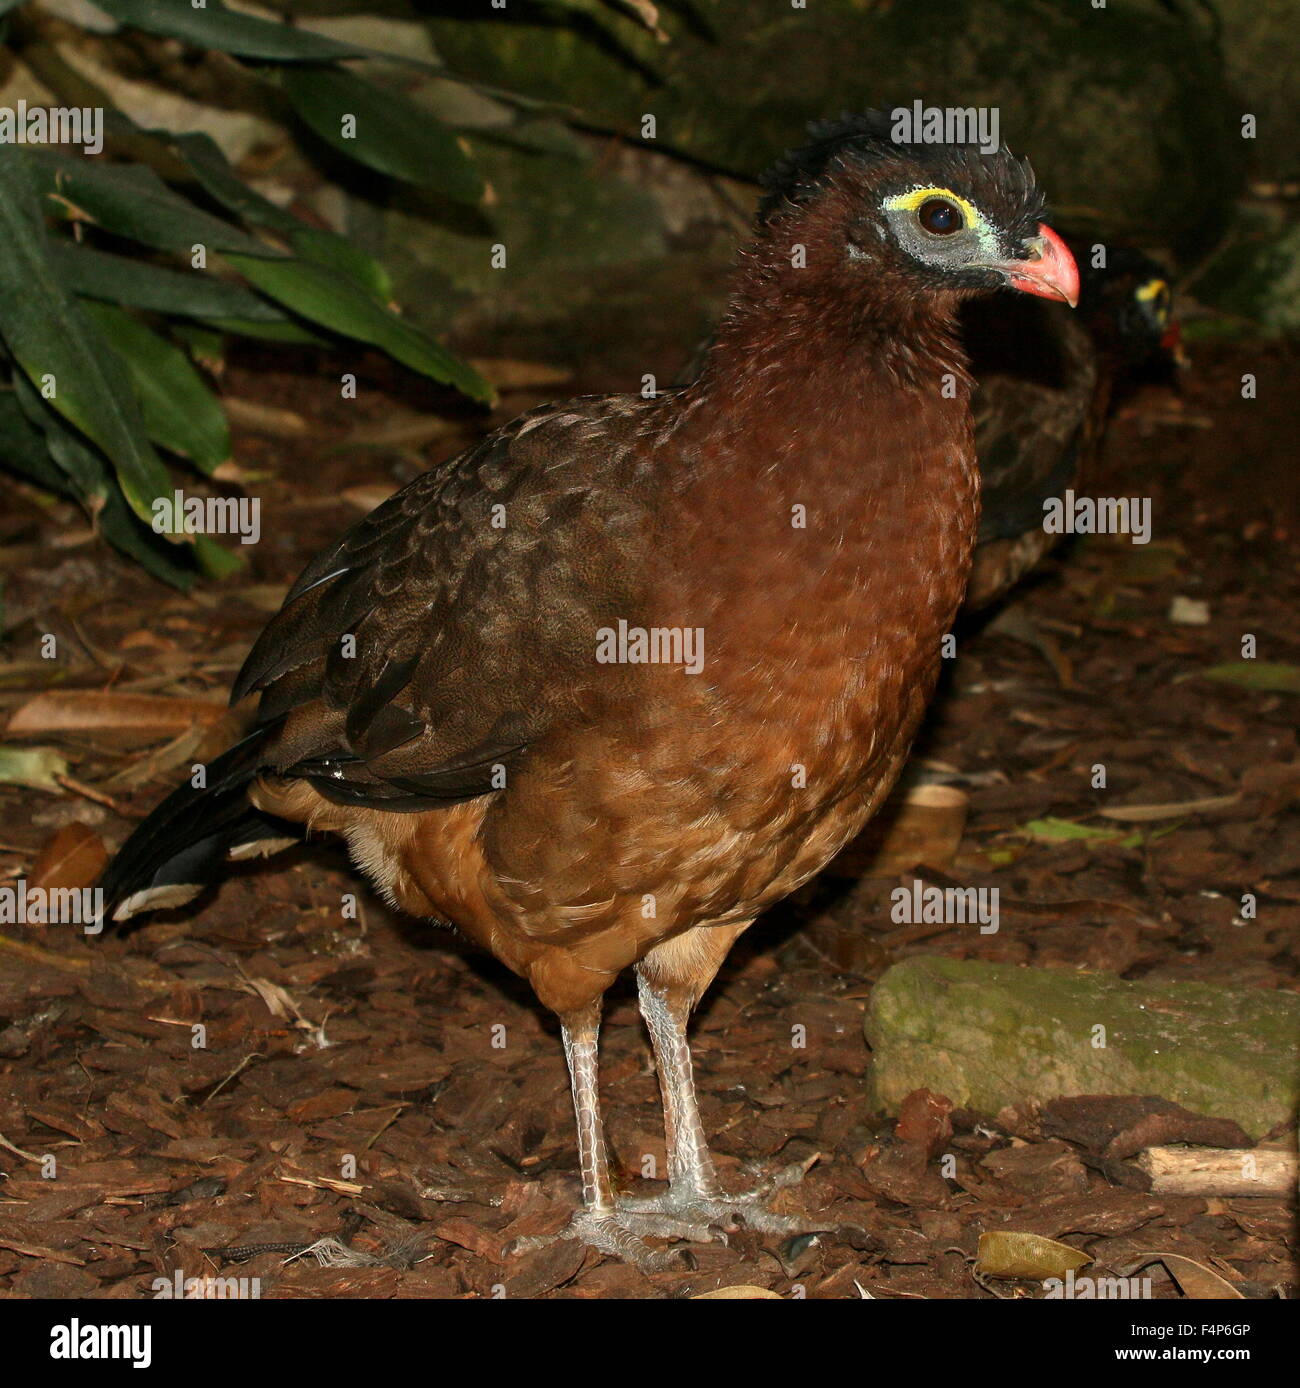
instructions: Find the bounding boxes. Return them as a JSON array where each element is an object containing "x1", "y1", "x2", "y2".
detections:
[{"x1": 97, "y1": 721, "x2": 299, "y2": 927}]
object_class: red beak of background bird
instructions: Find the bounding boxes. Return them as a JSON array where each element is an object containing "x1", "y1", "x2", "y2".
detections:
[{"x1": 1002, "y1": 223, "x2": 1080, "y2": 307}]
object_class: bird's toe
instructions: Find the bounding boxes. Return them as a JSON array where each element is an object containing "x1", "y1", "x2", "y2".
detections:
[
  {"x1": 615, "y1": 1157, "x2": 829, "y2": 1239},
  {"x1": 507, "y1": 1208, "x2": 699, "y2": 1272}
]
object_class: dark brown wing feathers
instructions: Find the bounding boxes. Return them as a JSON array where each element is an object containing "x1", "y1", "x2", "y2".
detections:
[{"x1": 233, "y1": 396, "x2": 659, "y2": 809}]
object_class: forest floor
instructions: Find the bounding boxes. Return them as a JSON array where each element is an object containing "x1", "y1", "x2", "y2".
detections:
[{"x1": 0, "y1": 333, "x2": 1295, "y2": 1299}]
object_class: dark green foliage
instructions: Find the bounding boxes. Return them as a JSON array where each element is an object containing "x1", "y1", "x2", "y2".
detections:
[{"x1": 0, "y1": 0, "x2": 498, "y2": 587}]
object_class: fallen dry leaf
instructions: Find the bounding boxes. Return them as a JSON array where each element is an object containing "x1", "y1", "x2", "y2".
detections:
[
  {"x1": 831, "y1": 783, "x2": 968, "y2": 877},
  {"x1": 1121, "y1": 1252, "x2": 1245, "y2": 1299},
  {"x1": 27, "y1": 824, "x2": 107, "y2": 893},
  {"x1": 469, "y1": 358, "x2": 573, "y2": 390},
  {"x1": 692, "y1": 1285, "x2": 783, "y2": 1299},
  {"x1": 343, "y1": 485, "x2": 399, "y2": 512},
  {"x1": 1098, "y1": 794, "x2": 1240, "y2": 822},
  {"x1": 896, "y1": 1088, "x2": 954, "y2": 1160},
  {"x1": 7, "y1": 691, "x2": 226, "y2": 738},
  {"x1": 977, "y1": 1231, "x2": 1092, "y2": 1280},
  {"x1": 222, "y1": 397, "x2": 309, "y2": 438}
]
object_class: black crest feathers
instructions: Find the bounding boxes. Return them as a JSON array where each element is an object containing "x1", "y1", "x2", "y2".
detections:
[{"x1": 757, "y1": 108, "x2": 1047, "y2": 240}]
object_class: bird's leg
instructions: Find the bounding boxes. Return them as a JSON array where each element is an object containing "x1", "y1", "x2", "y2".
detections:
[
  {"x1": 510, "y1": 1000, "x2": 707, "y2": 1270},
  {"x1": 509, "y1": 929, "x2": 827, "y2": 1271},
  {"x1": 619, "y1": 962, "x2": 827, "y2": 1239},
  {"x1": 635, "y1": 971, "x2": 722, "y2": 1201},
  {"x1": 561, "y1": 1003, "x2": 617, "y2": 1217}
]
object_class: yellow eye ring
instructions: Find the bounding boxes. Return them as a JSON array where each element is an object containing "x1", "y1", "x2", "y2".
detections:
[
  {"x1": 1136, "y1": 278, "x2": 1171, "y2": 322},
  {"x1": 882, "y1": 185, "x2": 1000, "y2": 259}
]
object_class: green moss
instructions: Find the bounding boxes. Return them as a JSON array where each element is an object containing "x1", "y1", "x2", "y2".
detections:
[
  {"x1": 430, "y1": 0, "x2": 1241, "y2": 258},
  {"x1": 866, "y1": 956, "x2": 1300, "y2": 1139}
]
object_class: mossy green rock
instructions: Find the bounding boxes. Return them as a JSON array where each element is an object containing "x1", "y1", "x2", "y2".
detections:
[
  {"x1": 1195, "y1": 213, "x2": 1300, "y2": 335},
  {"x1": 1216, "y1": 0, "x2": 1300, "y2": 180},
  {"x1": 429, "y1": 0, "x2": 1241, "y2": 259},
  {"x1": 379, "y1": 133, "x2": 669, "y2": 340},
  {"x1": 865, "y1": 956, "x2": 1300, "y2": 1140}
]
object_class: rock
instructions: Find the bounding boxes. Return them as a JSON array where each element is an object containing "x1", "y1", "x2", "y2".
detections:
[
  {"x1": 865, "y1": 956, "x2": 1299, "y2": 1140},
  {"x1": 1214, "y1": 0, "x2": 1300, "y2": 181},
  {"x1": 379, "y1": 129, "x2": 672, "y2": 354},
  {"x1": 1194, "y1": 216, "x2": 1300, "y2": 336},
  {"x1": 429, "y1": 0, "x2": 1242, "y2": 260}
]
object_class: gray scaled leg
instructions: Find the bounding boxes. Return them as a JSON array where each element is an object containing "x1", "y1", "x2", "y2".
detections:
[
  {"x1": 508, "y1": 1000, "x2": 711, "y2": 1270},
  {"x1": 622, "y1": 968, "x2": 823, "y2": 1237}
]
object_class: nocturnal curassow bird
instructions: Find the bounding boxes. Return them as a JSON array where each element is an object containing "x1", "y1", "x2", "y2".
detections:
[
  {"x1": 99, "y1": 113, "x2": 1077, "y2": 1267},
  {"x1": 962, "y1": 244, "x2": 1178, "y2": 609}
]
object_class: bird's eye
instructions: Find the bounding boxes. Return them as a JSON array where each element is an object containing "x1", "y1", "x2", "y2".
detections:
[{"x1": 918, "y1": 198, "x2": 963, "y2": 235}]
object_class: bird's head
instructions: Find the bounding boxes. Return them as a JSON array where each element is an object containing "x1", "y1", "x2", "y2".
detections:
[
  {"x1": 1127, "y1": 274, "x2": 1175, "y2": 348},
  {"x1": 755, "y1": 111, "x2": 1079, "y2": 314},
  {"x1": 1078, "y1": 248, "x2": 1181, "y2": 368}
]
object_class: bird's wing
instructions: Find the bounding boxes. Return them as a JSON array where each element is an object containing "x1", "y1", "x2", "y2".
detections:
[
  {"x1": 973, "y1": 372, "x2": 1091, "y2": 543},
  {"x1": 963, "y1": 294, "x2": 1098, "y2": 546},
  {"x1": 233, "y1": 394, "x2": 657, "y2": 808}
]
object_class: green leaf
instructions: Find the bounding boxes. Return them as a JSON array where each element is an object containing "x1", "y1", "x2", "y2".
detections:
[
  {"x1": 225, "y1": 252, "x2": 493, "y2": 402},
  {"x1": 169, "y1": 132, "x2": 301, "y2": 234},
  {"x1": 0, "y1": 147, "x2": 174, "y2": 524},
  {"x1": 0, "y1": 745, "x2": 69, "y2": 792},
  {"x1": 31, "y1": 146, "x2": 446, "y2": 392},
  {"x1": 5, "y1": 384, "x2": 202, "y2": 590},
  {"x1": 1201, "y1": 662, "x2": 1300, "y2": 695},
  {"x1": 1021, "y1": 817, "x2": 1129, "y2": 843},
  {"x1": 81, "y1": 302, "x2": 231, "y2": 474},
  {"x1": 15, "y1": 342, "x2": 239, "y2": 579},
  {"x1": 0, "y1": 387, "x2": 78, "y2": 498},
  {"x1": 281, "y1": 65, "x2": 484, "y2": 203},
  {"x1": 28, "y1": 108, "x2": 385, "y2": 304},
  {"x1": 26, "y1": 150, "x2": 269, "y2": 257},
  {"x1": 51, "y1": 239, "x2": 285, "y2": 321},
  {"x1": 168, "y1": 132, "x2": 392, "y2": 299},
  {"x1": 101, "y1": 484, "x2": 224, "y2": 587},
  {"x1": 172, "y1": 323, "x2": 226, "y2": 372},
  {"x1": 198, "y1": 316, "x2": 332, "y2": 347},
  {"x1": 11, "y1": 371, "x2": 106, "y2": 500},
  {"x1": 193, "y1": 533, "x2": 243, "y2": 580},
  {"x1": 101, "y1": 484, "x2": 217, "y2": 587},
  {"x1": 93, "y1": 0, "x2": 382, "y2": 63},
  {"x1": 289, "y1": 227, "x2": 392, "y2": 304}
]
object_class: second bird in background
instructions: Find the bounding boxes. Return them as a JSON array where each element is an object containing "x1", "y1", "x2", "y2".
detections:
[{"x1": 963, "y1": 242, "x2": 1181, "y2": 610}]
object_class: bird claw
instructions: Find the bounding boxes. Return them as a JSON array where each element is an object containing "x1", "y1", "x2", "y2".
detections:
[
  {"x1": 506, "y1": 1159, "x2": 827, "y2": 1270},
  {"x1": 617, "y1": 1158, "x2": 830, "y2": 1240},
  {"x1": 508, "y1": 1208, "x2": 700, "y2": 1272}
]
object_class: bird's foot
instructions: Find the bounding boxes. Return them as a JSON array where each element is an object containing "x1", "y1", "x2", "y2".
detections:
[
  {"x1": 506, "y1": 1158, "x2": 826, "y2": 1270},
  {"x1": 618, "y1": 1157, "x2": 829, "y2": 1240},
  {"x1": 507, "y1": 1206, "x2": 715, "y2": 1272}
]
